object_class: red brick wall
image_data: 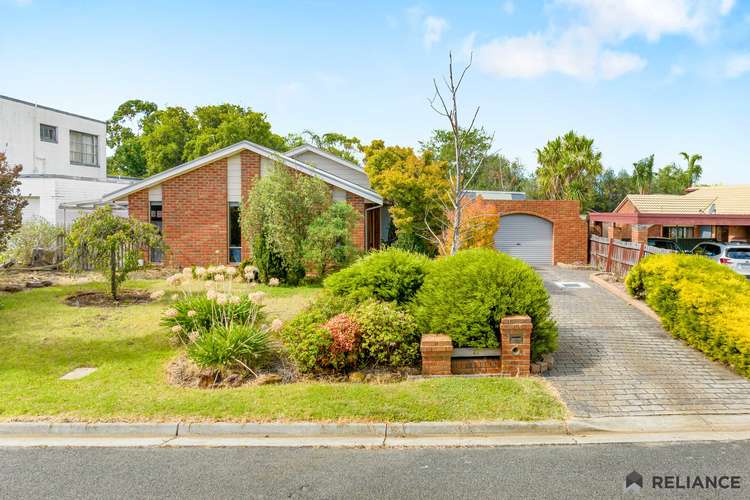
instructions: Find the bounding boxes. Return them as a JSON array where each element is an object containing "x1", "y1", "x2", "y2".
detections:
[
  {"x1": 347, "y1": 192, "x2": 366, "y2": 250},
  {"x1": 128, "y1": 189, "x2": 149, "y2": 224},
  {"x1": 240, "y1": 151, "x2": 261, "y2": 259},
  {"x1": 161, "y1": 158, "x2": 229, "y2": 267},
  {"x1": 489, "y1": 200, "x2": 588, "y2": 264}
]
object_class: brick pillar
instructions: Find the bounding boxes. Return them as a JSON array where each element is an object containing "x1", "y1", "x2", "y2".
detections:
[
  {"x1": 128, "y1": 190, "x2": 150, "y2": 263},
  {"x1": 420, "y1": 334, "x2": 453, "y2": 375},
  {"x1": 500, "y1": 316, "x2": 532, "y2": 377},
  {"x1": 631, "y1": 224, "x2": 649, "y2": 245}
]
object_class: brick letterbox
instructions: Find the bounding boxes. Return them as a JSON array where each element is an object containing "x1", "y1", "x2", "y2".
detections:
[
  {"x1": 500, "y1": 316, "x2": 532, "y2": 376},
  {"x1": 420, "y1": 334, "x2": 453, "y2": 375}
]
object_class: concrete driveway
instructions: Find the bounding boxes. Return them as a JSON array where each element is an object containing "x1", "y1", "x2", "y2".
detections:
[{"x1": 539, "y1": 267, "x2": 750, "y2": 418}]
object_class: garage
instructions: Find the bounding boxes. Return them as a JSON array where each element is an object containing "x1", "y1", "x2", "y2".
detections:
[{"x1": 494, "y1": 213, "x2": 553, "y2": 266}]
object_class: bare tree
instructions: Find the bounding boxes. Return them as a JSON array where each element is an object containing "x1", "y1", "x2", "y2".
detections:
[{"x1": 427, "y1": 51, "x2": 488, "y2": 255}]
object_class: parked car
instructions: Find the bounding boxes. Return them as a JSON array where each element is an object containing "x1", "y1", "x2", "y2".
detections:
[
  {"x1": 647, "y1": 237, "x2": 682, "y2": 252},
  {"x1": 691, "y1": 241, "x2": 750, "y2": 278}
]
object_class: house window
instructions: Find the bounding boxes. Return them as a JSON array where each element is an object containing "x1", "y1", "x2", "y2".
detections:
[
  {"x1": 229, "y1": 203, "x2": 242, "y2": 263},
  {"x1": 40, "y1": 124, "x2": 57, "y2": 143},
  {"x1": 699, "y1": 226, "x2": 713, "y2": 239},
  {"x1": 150, "y1": 202, "x2": 163, "y2": 263},
  {"x1": 70, "y1": 131, "x2": 98, "y2": 166},
  {"x1": 662, "y1": 226, "x2": 694, "y2": 239}
]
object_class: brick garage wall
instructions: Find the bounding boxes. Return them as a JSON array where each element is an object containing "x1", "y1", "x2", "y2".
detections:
[
  {"x1": 161, "y1": 158, "x2": 229, "y2": 267},
  {"x1": 489, "y1": 200, "x2": 588, "y2": 264}
]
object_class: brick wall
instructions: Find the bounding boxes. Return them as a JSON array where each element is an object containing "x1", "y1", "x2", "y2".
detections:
[
  {"x1": 128, "y1": 189, "x2": 149, "y2": 224},
  {"x1": 240, "y1": 151, "x2": 261, "y2": 259},
  {"x1": 161, "y1": 158, "x2": 229, "y2": 267},
  {"x1": 489, "y1": 200, "x2": 588, "y2": 264},
  {"x1": 346, "y1": 192, "x2": 366, "y2": 250}
]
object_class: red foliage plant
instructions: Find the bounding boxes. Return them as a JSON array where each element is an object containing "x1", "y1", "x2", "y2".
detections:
[{"x1": 323, "y1": 313, "x2": 362, "y2": 355}]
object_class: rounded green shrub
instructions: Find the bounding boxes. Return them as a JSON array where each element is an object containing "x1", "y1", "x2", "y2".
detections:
[
  {"x1": 412, "y1": 248, "x2": 557, "y2": 359},
  {"x1": 323, "y1": 248, "x2": 430, "y2": 305},
  {"x1": 279, "y1": 292, "x2": 354, "y2": 372},
  {"x1": 352, "y1": 300, "x2": 420, "y2": 368}
]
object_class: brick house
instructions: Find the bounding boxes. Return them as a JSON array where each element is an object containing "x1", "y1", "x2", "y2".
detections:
[
  {"x1": 101, "y1": 141, "x2": 386, "y2": 268},
  {"x1": 99, "y1": 140, "x2": 588, "y2": 269},
  {"x1": 589, "y1": 186, "x2": 750, "y2": 246}
]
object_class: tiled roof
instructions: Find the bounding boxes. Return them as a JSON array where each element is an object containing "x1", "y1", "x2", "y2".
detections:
[
  {"x1": 623, "y1": 194, "x2": 716, "y2": 214},
  {"x1": 685, "y1": 185, "x2": 750, "y2": 214}
]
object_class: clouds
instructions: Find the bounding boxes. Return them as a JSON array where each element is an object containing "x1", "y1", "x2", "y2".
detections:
[
  {"x1": 475, "y1": 0, "x2": 735, "y2": 80},
  {"x1": 423, "y1": 16, "x2": 448, "y2": 49},
  {"x1": 725, "y1": 53, "x2": 750, "y2": 78}
]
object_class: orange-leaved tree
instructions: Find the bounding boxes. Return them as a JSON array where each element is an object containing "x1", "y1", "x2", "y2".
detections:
[{"x1": 438, "y1": 195, "x2": 499, "y2": 256}]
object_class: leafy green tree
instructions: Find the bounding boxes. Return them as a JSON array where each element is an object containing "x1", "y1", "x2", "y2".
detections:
[
  {"x1": 107, "y1": 100, "x2": 158, "y2": 177},
  {"x1": 0, "y1": 152, "x2": 26, "y2": 253},
  {"x1": 632, "y1": 155, "x2": 654, "y2": 195},
  {"x1": 65, "y1": 206, "x2": 163, "y2": 300},
  {"x1": 652, "y1": 163, "x2": 691, "y2": 194},
  {"x1": 141, "y1": 106, "x2": 197, "y2": 175},
  {"x1": 535, "y1": 131, "x2": 603, "y2": 209},
  {"x1": 420, "y1": 127, "x2": 493, "y2": 178},
  {"x1": 303, "y1": 202, "x2": 360, "y2": 277},
  {"x1": 182, "y1": 104, "x2": 286, "y2": 160},
  {"x1": 362, "y1": 140, "x2": 448, "y2": 253},
  {"x1": 591, "y1": 169, "x2": 634, "y2": 212},
  {"x1": 302, "y1": 131, "x2": 363, "y2": 164},
  {"x1": 679, "y1": 152, "x2": 703, "y2": 186},
  {"x1": 473, "y1": 154, "x2": 530, "y2": 192},
  {"x1": 240, "y1": 164, "x2": 331, "y2": 285}
]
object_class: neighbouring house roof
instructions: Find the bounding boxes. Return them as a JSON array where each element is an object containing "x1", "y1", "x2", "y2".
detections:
[
  {"x1": 684, "y1": 185, "x2": 750, "y2": 215},
  {"x1": 286, "y1": 143, "x2": 366, "y2": 173},
  {"x1": 100, "y1": 141, "x2": 384, "y2": 205},
  {"x1": 615, "y1": 194, "x2": 717, "y2": 214},
  {"x1": 466, "y1": 190, "x2": 527, "y2": 201}
]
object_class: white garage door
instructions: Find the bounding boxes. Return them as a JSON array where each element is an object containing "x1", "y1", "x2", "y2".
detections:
[{"x1": 494, "y1": 214, "x2": 553, "y2": 266}]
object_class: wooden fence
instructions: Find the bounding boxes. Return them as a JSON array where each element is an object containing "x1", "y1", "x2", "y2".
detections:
[{"x1": 590, "y1": 235, "x2": 675, "y2": 278}]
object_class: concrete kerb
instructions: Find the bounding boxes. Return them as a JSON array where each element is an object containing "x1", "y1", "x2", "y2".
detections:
[{"x1": 2, "y1": 415, "x2": 750, "y2": 445}]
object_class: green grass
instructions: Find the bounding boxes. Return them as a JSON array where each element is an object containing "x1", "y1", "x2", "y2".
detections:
[{"x1": 0, "y1": 280, "x2": 565, "y2": 423}]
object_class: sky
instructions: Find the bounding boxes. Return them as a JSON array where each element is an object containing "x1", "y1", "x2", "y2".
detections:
[{"x1": 1, "y1": 0, "x2": 749, "y2": 183}]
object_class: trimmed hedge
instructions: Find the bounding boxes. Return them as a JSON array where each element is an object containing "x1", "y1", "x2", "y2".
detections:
[
  {"x1": 413, "y1": 248, "x2": 557, "y2": 359},
  {"x1": 323, "y1": 248, "x2": 430, "y2": 305},
  {"x1": 626, "y1": 254, "x2": 750, "y2": 377}
]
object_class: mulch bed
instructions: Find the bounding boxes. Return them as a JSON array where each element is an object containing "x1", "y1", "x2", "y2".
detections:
[{"x1": 64, "y1": 290, "x2": 153, "y2": 307}]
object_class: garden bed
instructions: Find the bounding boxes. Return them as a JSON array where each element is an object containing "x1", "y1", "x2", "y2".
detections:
[{"x1": 0, "y1": 281, "x2": 564, "y2": 422}]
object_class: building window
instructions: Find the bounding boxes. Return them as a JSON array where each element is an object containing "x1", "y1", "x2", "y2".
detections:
[
  {"x1": 229, "y1": 203, "x2": 242, "y2": 263},
  {"x1": 40, "y1": 124, "x2": 57, "y2": 143},
  {"x1": 699, "y1": 225, "x2": 713, "y2": 239},
  {"x1": 150, "y1": 202, "x2": 163, "y2": 263},
  {"x1": 662, "y1": 226, "x2": 694, "y2": 239},
  {"x1": 70, "y1": 131, "x2": 98, "y2": 166}
]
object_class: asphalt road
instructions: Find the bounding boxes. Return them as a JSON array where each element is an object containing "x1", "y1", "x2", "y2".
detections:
[{"x1": 2, "y1": 441, "x2": 750, "y2": 499}]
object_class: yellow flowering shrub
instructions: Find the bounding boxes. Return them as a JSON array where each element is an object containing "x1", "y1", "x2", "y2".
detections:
[{"x1": 626, "y1": 254, "x2": 750, "y2": 377}]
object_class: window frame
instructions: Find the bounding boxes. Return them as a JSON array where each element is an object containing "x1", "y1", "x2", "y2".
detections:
[
  {"x1": 69, "y1": 130, "x2": 99, "y2": 167},
  {"x1": 40, "y1": 124, "x2": 58, "y2": 143},
  {"x1": 228, "y1": 202, "x2": 242, "y2": 264}
]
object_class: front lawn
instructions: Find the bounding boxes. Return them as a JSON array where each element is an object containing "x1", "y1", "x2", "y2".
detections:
[{"x1": 0, "y1": 280, "x2": 564, "y2": 422}]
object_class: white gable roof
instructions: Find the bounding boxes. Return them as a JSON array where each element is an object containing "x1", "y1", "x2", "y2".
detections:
[
  {"x1": 286, "y1": 143, "x2": 365, "y2": 172},
  {"x1": 101, "y1": 141, "x2": 383, "y2": 204}
]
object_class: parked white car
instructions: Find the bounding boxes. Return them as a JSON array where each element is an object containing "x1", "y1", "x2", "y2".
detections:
[{"x1": 691, "y1": 241, "x2": 750, "y2": 278}]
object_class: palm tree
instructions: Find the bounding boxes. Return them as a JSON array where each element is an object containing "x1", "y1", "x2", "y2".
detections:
[
  {"x1": 632, "y1": 155, "x2": 654, "y2": 195},
  {"x1": 679, "y1": 152, "x2": 702, "y2": 186},
  {"x1": 535, "y1": 131, "x2": 603, "y2": 203}
]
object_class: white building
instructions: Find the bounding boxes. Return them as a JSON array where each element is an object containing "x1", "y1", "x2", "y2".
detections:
[{"x1": 0, "y1": 95, "x2": 134, "y2": 227}]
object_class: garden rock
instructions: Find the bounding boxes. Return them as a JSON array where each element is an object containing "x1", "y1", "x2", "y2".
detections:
[
  {"x1": 1, "y1": 284, "x2": 24, "y2": 293},
  {"x1": 254, "y1": 373, "x2": 282, "y2": 385},
  {"x1": 348, "y1": 371, "x2": 366, "y2": 383}
]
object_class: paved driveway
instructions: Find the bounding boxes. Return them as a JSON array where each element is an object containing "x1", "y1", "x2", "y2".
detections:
[{"x1": 540, "y1": 267, "x2": 750, "y2": 417}]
